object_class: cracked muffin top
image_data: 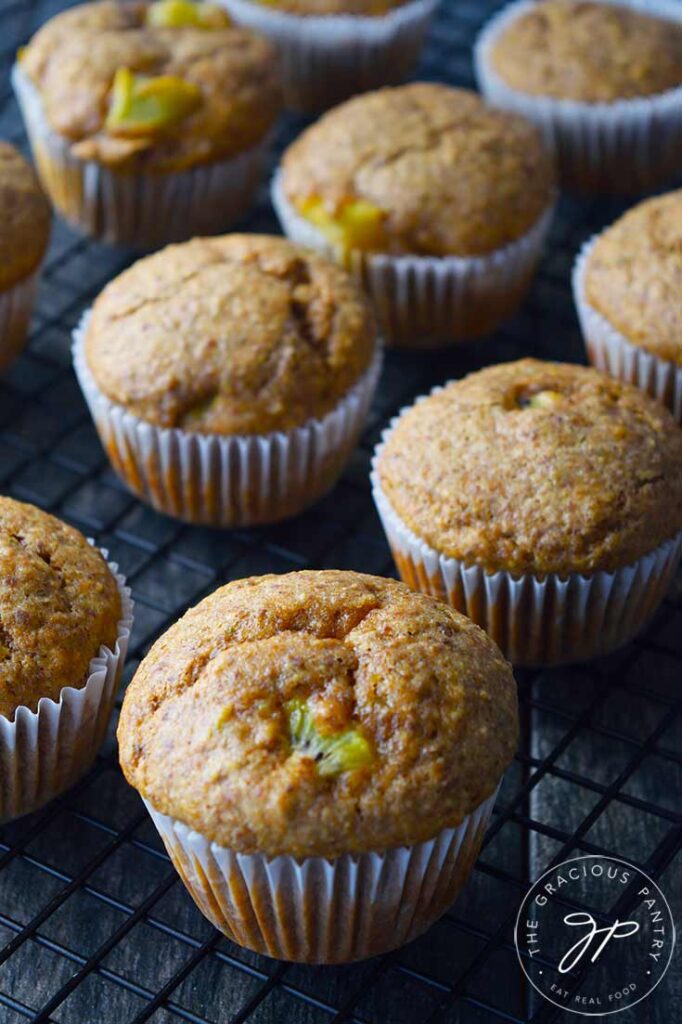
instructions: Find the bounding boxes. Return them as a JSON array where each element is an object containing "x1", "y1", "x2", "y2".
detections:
[
  {"x1": 376, "y1": 359, "x2": 682, "y2": 575},
  {"x1": 280, "y1": 82, "x2": 555, "y2": 258},
  {"x1": 585, "y1": 191, "x2": 682, "y2": 367},
  {"x1": 0, "y1": 497, "x2": 122, "y2": 720},
  {"x1": 118, "y1": 571, "x2": 517, "y2": 856},
  {"x1": 488, "y1": 0, "x2": 682, "y2": 103},
  {"x1": 0, "y1": 143, "x2": 50, "y2": 293},
  {"x1": 19, "y1": 1, "x2": 281, "y2": 172},
  {"x1": 84, "y1": 234, "x2": 377, "y2": 433}
]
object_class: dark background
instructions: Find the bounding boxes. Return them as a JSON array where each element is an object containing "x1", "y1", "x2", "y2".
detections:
[{"x1": 0, "y1": 0, "x2": 680, "y2": 1021}]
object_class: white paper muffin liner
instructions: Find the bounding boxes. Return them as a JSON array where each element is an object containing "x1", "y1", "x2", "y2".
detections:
[
  {"x1": 573, "y1": 238, "x2": 682, "y2": 424},
  {"x1": 0, "y1": 272, "x2": 38, "y2": 373},
  {"x1": 0, "y1": 552, "x2": 133, "y2": 823},
  {"x1": 218, "y1": 0, "x2": 438, "y2": 113},
  {"x1": 272, "y1": 172, "x2": 554, "y2": 348},
  {"x1": 73, "y1": 313, "x2": 382, "y2": 527},
  {"x1": 474, "y1": 0, "x2": 682, "y2": 194},
  {"x1": 12, "y1": 64, "x2": 271, "y2": 249},
  {"x1": 371, "y1": 410, "x2": 682, "y2": 667},
  {"x1": 144, "y1": 785, "x2": 497, "y2": 963}
]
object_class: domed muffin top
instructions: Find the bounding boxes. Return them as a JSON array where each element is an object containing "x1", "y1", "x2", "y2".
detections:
[
  {"x1": 84, "y1": 234, "x2": 377, "y2": 434},
  {"x1": 251, "y1": 0, "x2": 407, "y2": 12},
  {"x1": 0, "y1": 497, "x2": 122, "y2": 720},
  {"x1": 19, "y1": 1, "x2": 280, "y2": 171},
  {"x1": 376, "y1": 359, "x2": 682, "y2": 575},
  {"x1": 118, "y1": 571, "x2": 518, "y2": 857},
  {"x1": 488, "y1": 0, "x2": 682, "y2": 103},
  {"x1": 280, "y1": 82, "x2": 555, "y2": 258},
  {"x1": 0, "y1": 143, "x2": 50, "y2": 292},
  {"x1": 585, "y1": 190, "x2": 682, "y2": 367}
]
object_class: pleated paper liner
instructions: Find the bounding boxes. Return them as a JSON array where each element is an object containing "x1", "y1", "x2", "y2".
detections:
[
  {"x1": 0, "y1": 553, "x2": 133, "y2": 823},
  {"x1": 218, "y1": 0, "x2": 438, "y2": 114},
  {"x1": 474, "y1": 0, "x2": 682, "y2": 194},
  {"x1": 73, "y1": 314, "x2": 382, "y2": 528},
  {"x1": 145, "y1": 786, "x2": 497, "y2": 964},
  {"x1": 0, "y1": 272, "x2": 38, "y2": 373},
  {"x1": 573, "y1": 238, "x2": 682, "y2": 425},
  {"x1": 12, "y1": 64, "x2": 271, "y2": 249},
  {"x1": 272, "y1": 171, "x2": 554, "y2": 348}
]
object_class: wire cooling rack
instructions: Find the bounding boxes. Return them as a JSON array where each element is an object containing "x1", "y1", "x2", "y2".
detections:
[{"x1": 0, "y1": 1, "x2": 680, "y2": 1021}]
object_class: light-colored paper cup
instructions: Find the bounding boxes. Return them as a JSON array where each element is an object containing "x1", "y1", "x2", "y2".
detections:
[
  {"x1": 0, "y1": 272, "x2": 39, "y2": 373},
  {"x1": 73, "y1": 314, "x2": 382, "y2": 527},
  {"x1": 12, "y1": 64, "x2": 271, "y2": 249},
  {"x1": 371, "y1": 414, "x2": 682, "y2": 667},
  {"x1": 218, "y1": 0, "x2": 438, "y2": 114},
  {"x1": 474, "y1": 0, "x2": 682, "y2": 194},
  {"x1": 573, "y1": 238, "x2": 682, "y2": 424},
  {"x1": 0, "y1": 552, "x2": 133, "y2": 823},
  {"x1": 144, "y1": 786, "x2": 497, "y2": 963},
  {"x1": 272, "y1": 172, "x2": 554, "y2": 348}
]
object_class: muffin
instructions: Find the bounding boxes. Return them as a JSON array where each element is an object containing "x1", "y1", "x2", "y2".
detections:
[
  {"x1": 73, "y1": 234, "x2": 381, "y2": 525},
  {"x1": 273, "y1": 83, "x2": 555, "y2": 348},
  {"x1": 574, "y1": 190, "x2": 682, "y2": 423},
  {"x1": 219, "y1": 0, "x2": 438, "y2": 114},
  {"x1": 118, "y1": 570, "x2": 518, "y2": 962},
  {"x1": 372, "y1": 359, "x2": 682, "y2": 666},
  {"x1": 475, "y1": 0, "x2": 682, "y2": 193},
  {"x1": 0, "y1": 497, "x2": 132, "y2": 821},
  {"x1": 13, "y1": 0, "x2": 281, "y2": 247},
  {"x1": 0, "y1": 143, "x2": 50, "y2": 371}
]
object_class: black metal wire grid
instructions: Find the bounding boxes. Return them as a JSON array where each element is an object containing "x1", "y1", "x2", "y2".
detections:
[{"x1": 0, "y1": 0, "x2": 680, "y2": 1021}]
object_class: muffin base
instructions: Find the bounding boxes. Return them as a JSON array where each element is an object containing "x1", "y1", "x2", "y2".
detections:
[
  {"x1": 218, "y1": 0, "x2": 438, "y2": 114},
  {"x1": 73, "y1": 314, "x2": 381, "y2": 528},
  {"x1": 0, "y1": 272, "x2": 38, "y2": 373},
  {"x1": 0, "y1": 552, "x2": 133, "y2": 822},
  {"x1": 145, "y1": 787, "x2": 497, "y2": 964},
  {"x1": 12, "y1": 64, "x2": 271, "y2": 249},
  {"x1": 272, "y1": 172, "x2": 554, "y2": 348},
  {"x1": 573, "y1": 238, "x2": 682, "y2": 424},
  {"x1": 474, "y1": 0, "x2": 682, "y2": 194},
  {"x1": 371, "y1": 435, "x2": 681, "y2": 667}
]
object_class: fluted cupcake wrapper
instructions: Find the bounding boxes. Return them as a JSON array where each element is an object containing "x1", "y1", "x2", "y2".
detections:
[
  {"x1": 144, "y1": 787, "x2": 497, "y2": 964},
  {"x1": 73, "y1": 314, "x2": 382, "y2": 528},
  {"x1": 474, "y1": 0, "x2": 682, "y2": 194},
  {"x1": 12, "y1": 64, "x2": 271, "y2": 249},
  {"x1": 0, "y1": 552, "x2": 133, "y2": 823},
  {"x1": 272, "y1": 171, "x2": 554, "y2": 349},
  {"x1": 573, "y1": 238, "x2": 682, "y2": 425},
  {"x1": 371, "y1": 418, "x2": 682, "y2": 667},
  {"x1": 0, "y1": 272, "x2": 38, "y2": 373},
  {"x1": 218, "y1": 0, "x2": 438, "y2": 114}
]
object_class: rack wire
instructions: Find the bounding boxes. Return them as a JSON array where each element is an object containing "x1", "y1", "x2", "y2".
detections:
[{"x1": 0, "y1": 0, "x2": 680, "y2": 1021}]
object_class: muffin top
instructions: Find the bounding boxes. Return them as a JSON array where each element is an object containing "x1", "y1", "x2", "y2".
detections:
[
  {"x1": 118, "y1": 571, "x2": 517, "y2": 857},
  {"x1": 376, "y1": 359, "x2": 682, "y2": 575},
  {"x1": 488, "y1": 0, "x2": 682, "y2": 103},
  {"x1": 280, "y1": 83, "x2": 555, "y2": 258},
  {"x1": 84, "y1": 234, "x2": 376, "y2": 434},
  {"x1": 585, "y1": 190, "x2": 682, "y2": 367},
  {"x1": 0, "y1": 143, "x2": 51, "y2": 293},
  {"x1": 20, "y1": 1, "x2": 280, "y2": 172},
  {"x1": 0, "y1": 497, "x2": 122, "y2": 720},
  {"x1": 253, "y1": 0, "x2": 405, "y2": 12}
]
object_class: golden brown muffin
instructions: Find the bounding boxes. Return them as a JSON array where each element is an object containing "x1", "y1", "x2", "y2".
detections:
[
  {"x1": 585, "y1": 191, "x2": 682, "y2": 367},
  {"x1": 252, "y1": 0, "x2": 405, "y2": 11},
  {"x1": 489, "y1": 0, "x2": 682, "y2": 103},
  {"x1": 0, "y1": 143, "x2": 51, "y2": 293},
  {"x1": 377, "y1": 359, "x2": 682, "y2": 575},
  {"x1": 280, "y1": 82, "x2": 555, "y2": 257},
  {"x1": 20, "y1": 1, "x2": 281, "y2": 173},
  {"x1": 0, "y1": 497, "x2": 122, "y2": 720},
  {"x1": 118, "y1": 570, "x2": 518, "y2": 857},
  {"x1": 84, "y1": 234, "x2": 376, "y2": 433}
]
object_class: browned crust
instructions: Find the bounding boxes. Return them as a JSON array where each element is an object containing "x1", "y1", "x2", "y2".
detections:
[{"x1": 0, "y1": 143, "x2": 50, "y2": 292}]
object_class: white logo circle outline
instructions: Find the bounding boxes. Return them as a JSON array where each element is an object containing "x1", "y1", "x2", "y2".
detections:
[{"x1": 513, "y1": 854, "x2": 676, "y2": 1017}]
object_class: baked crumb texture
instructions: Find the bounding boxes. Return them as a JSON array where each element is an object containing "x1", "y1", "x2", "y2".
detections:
[{"x1": 0, "y1": 142, "x2": 50, "y2": 293}]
